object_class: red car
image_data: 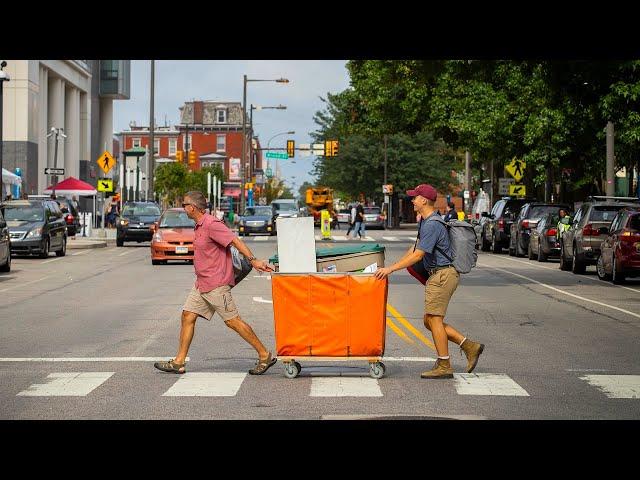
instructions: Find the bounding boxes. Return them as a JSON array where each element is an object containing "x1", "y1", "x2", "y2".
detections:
[
  {"x1": 150, "y1": 208, "x2": 195, "y2": 265},
  {"x1": 596, "y1": 206, "x2": 640, "y2": 283}
]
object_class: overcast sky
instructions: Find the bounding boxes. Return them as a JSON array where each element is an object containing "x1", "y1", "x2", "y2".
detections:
[{"x1": 113, "y1": 60, "x2": 351, "y2": 192}]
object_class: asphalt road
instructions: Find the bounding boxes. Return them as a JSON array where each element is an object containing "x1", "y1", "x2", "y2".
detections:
[{"x1": 1, "y1": 229, "x2": 639, "y2": 419}]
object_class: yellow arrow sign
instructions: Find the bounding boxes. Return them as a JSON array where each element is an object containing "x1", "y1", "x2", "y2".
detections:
[
  {"x1": 97, "y1": 151, "x2": 116, "y2": 175},
  {"x1": 509, "y1": 184, "x2": 526, "y2": 196},
  {"x1": 505, "y1": 157, "x2": 526, "y2": 182},
  {"x1": 97, "y1": 178, "x2": 114, "y2": 192}
]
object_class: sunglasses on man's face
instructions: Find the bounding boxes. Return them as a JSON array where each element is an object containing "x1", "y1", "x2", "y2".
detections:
[{"x1": 182, "y1": 203, "x2": 194, "y2": 208}]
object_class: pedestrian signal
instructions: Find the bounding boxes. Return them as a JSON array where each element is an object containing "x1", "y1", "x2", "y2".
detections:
[
  {"x1": 188, "y1": 150, "x2": 197, "y2": 165},
  {"x1": 287, "y1": 140, "x2": 295, "y2": 158},
  {"x1": 324, "y1": 140, "x2": 339, "y2": 157},
  {"x1": 176, "y1": 150, "x2": 184, "y2": 162}
]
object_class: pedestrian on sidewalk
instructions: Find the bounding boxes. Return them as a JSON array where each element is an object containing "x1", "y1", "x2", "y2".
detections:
[
  {"x1": 353, "y1": 201, "x2": 365, "y2": 239},
  {"x1": 154, "y1": 190, "x2": 277, "y2": 376},
  {"x1": 346, "y1": 203, "x2": 357, "y2": 236},
  {"x1": 374, "y1": 183, "x2": 484, "y2": 379},
  {"x1": 443, "y1": 202, "x2": 457, "y2": 222}
]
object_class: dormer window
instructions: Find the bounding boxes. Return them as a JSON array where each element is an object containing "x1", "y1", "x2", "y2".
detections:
[{"x1": 216, "y1": 109, "x2": 226, "y2": 124}]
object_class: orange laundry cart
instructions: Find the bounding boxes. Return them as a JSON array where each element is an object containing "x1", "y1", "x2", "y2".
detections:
[{"x1": 271, "y1": 272, "x2": 388, "y2": 378}]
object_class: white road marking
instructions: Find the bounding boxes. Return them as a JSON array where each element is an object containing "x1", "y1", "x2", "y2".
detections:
[
  {"x1": 117, "y1": 250, "x2": 136, "y2": 257},
  {"x1": 361, "y1": 236, "x2": 375, "y2": 241},
  {"x1": 252, "y1": 297, "x2": 273, "y2": 304},
  {"x1": 454, "y1": 373, "x2": 530, "y2": 396},
  {"x1": 0, "y1": 357, "x2": 190, "y2": 362},
  {"x1": 580, "y1": 375, "x2": 640, "y2": 399},
  {"x1": 382, "y1": 237, "x2": 399, "y2": 241},
  {"x1": 71, "y1": 250, "x2": 90, "y2": 256},
  {"x1": 310, "y1": 377, "x2": 383, "y2": 397},
  {"x1": 162, "y1": 372, "x2": 247, "y2": 397},
  {"x1": 252, "y1": 275, "x2": 271, "y2": 280},
  {"x1": 0, "y1": 276, "x2": 49, "y2": 293},
  {"x1": 333, "y1": 236, "x2": 348, "y2": 241},
  {"x1": 42, "y1": 257, "x2": 62, "y2": 264},
  {"x1": 254, "y1": 236, "x2": 269, "y2": 241},
  {"x1": 479, "y1": 263, "x2": 640, "y2": 320},
  {"x1": 17, "y1": 372, "x2": 114, "y2": 397},
  {"x1": 487, "y1": 254, "x2": 640, "y2": 295}
]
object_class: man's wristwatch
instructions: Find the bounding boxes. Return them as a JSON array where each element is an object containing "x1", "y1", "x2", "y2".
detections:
[{"x1": 247, "y1": 256, "x2": 257, "y2": 262}]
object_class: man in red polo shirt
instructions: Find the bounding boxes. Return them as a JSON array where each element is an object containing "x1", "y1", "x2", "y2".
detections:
[{"x1": 154, "y1": 191, "x2": 277, "y2": 375}]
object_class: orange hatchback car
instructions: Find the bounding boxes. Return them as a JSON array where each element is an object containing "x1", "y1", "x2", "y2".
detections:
[{"x1": 150, "y1": 208, "x2": 195, "y2": 265}]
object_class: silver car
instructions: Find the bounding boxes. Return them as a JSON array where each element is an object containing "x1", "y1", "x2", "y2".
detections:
[
  {"x1": 363, "y1": 206, "x2": 385, "y2": 229},
  {"x1": 560, "y1": 196, "x2": 640, "y2": 273}
]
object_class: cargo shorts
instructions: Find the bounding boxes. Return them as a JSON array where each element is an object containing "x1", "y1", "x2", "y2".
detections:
[
  {"x1": 424, "y1": 266, "x2": 460, "y2": 317},
  {"x1": 183, "y1": 285, "x2": 239, "y2": 321}
]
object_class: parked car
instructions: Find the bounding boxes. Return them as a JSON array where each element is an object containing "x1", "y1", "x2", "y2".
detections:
[
  {"x1": 271, "y1": 199, "x2": 298, "y2": 219},
  {"x1": 480, "y1": 197, "x2": 530, "y2": 253},
  {"x1": 559, "y1": 196, "x2": 640, "y2": 273},
  {"x1": 2, "y1": 199, "x2": 67, "y2": 258},
  {"x1": 117, "y1": 201, "x2": 161, "y2": 247},
  {"x1": 238, "y1": 206, "x2": 276, "y2": 236},
  {"x1": 527, "y1": 212, "x2": 564, "y2": 261},
  {"x1": 0, "y1": 207, "x2": 11, "y2": 271},
  {"x1": 150, "y1": 208, "x2": 195, "y2": 265},
  {"x1": 337, "y1": 209, "x2": 351, "y2": 224},
  {"x1": 363, "y1": 206, "x2": 385, "y2": 229},
  {"x1": 509, "y1": 202, "x2": 571, "y2": 257},
  {"x1": 596, "y1": 206, "x2": 640, "y2": 283},
  {"x1": 56, "y1": 196, "x2": 81, "y2": 236}
]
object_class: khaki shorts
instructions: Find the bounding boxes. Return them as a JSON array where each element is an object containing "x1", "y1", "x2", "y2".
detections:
[
  {"x1": 183, "y1": 285, "x2": 239, "y2": 321},
  {"x1": 424, "y1": 266, "x2": 460, "y2": 317}
]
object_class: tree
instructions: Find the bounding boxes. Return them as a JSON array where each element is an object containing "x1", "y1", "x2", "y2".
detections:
[{"x1": 155, "y1": 162, "x2": 188, "y2": 206}]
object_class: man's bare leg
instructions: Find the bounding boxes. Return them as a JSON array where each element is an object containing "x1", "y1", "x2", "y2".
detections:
[
  {"x1": 174, "y1": 310, "x2": 199, "y2": 365},
  {"x1": 224, "y1": 316, "x2": 270, "y2": 360}
]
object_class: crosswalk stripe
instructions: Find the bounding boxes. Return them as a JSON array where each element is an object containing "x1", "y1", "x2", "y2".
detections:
[
  {"x1": 382, "y1": 237, "x2": 399, "y2": 241},
  {"x1": 310, "y1": 377, "x2": 383, "y2": 397},
  {"x1": 579, "y1": 375, "x2": 640, "y2": 399},
  {"x1": 17, "y1": 372, "x2": 114, "y2": 397},
  {"x1": 361, "y1": 236, "x2": 375, "y2": 241},
  {"x1": 333, "y1": 236, "x2": 348, "y2": 241},
  {"x1": 162, "y1": 372, "x2": 247, "y2": 397},
  {"x1": 454, "y1": 373, "x2": 529, "y2": 396},
  {"x1": 254, "y1": 236, "x2": 269, "y2": 241}
]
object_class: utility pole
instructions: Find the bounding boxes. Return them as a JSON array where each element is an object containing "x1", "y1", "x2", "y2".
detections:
[
  {"x1": 241, "y1": 75, "x2": 247, "y2": 214},
  {"x1": 0, "y1": 61, "x2": 9, "y2": 197},
  {"x1": 606, "y1": 121, "x2": 615, "y2": 196},
  {"x1": 465, "y1": 151, "x2": 471, "y2": 214},
  {"x1": 148, "y1": 60, "x2": 155, "y2": 200}
]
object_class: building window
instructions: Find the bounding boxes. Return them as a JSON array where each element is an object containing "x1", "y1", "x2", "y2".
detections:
[
  {"x1": 217, "y1": 134, "x2": 226, "y2": 153},
  {"x1": 154, "y1": 139, "x2": 160, "y2": 156},
  {"x1": 216, "y1": 109, "x2": 226, "y2": 123},
  {"x1": 184, "y1": 134, "x2": 193, "y2": 150},
  {"x1": 169, "y1": 138, "x2": 177, "y2": 156},
  {"x1": 132, "y1": 138, "x2": 141, "y2": 148}
]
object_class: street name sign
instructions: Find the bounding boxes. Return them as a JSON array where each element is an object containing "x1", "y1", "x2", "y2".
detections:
[
  {"x1": 505, "y1": 158, "x2": 526, "y2": 182},
  {"x1": 509, "y1": 184, "x2": 526, "y2": 196},
  {"x1": 44, "y1": 167, "x2": 65, "y2": 175},
  {"x1": 97, "y1": 151, "x2": 116, "y2": 175},
  {"x1": 97, "y1": 178, "x2": 114, "y2": 192},
  {"x1": 265, "y1": 152, "x2": 288, "y2": 160}
]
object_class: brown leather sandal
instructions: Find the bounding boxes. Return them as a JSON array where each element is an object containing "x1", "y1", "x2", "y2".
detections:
[
  {"x1": 154, "y1": 359, "x2": 186, "y2": 374},
  {"x1": 248, "y1": 352, "x2": 277, "y2": 375}
]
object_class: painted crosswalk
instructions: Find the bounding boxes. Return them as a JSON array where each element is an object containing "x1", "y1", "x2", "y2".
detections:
[{"x1": 12, "y1": 370, "x2": 639, "y2": 400}]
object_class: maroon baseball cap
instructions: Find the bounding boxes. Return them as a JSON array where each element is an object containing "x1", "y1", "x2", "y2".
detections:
[{"x1": 406, "y1": 184, "x2": 437, "y2": 201}]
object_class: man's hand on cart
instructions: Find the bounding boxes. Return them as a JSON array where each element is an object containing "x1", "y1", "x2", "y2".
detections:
[
  {"x1": 251, "y1": 259, "x2": 274, "y2": 273},
  {"x1": 374, "y1": 267, "x2": 393, "y2": 279}
]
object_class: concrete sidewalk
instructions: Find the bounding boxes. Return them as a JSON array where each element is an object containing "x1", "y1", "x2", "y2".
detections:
[{"x1": 67, "y1": 237, "x2": 108, "y2": 249}]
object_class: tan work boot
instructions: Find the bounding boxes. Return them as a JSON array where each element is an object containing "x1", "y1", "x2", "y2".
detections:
[
  {"x1": 420, "y1": 358, "x2": 454, "y2": 379},
  {"x1": 460, "y1": 339, "x2": 484, "y2": 373}
]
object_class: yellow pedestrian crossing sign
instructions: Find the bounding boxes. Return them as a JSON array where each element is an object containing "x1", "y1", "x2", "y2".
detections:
[
  {"x1": 505, "y1": 157, "x2": 526, "y2": 182},
  {"x1": 97, "y1": 151, "x2": 116, "y2": 175},
  {"x1": 509, "y1": 184, "x2": 526, "y2": 196},
  {"x1": 97, "y1": 178, "x2": 114, "y2": 192}
]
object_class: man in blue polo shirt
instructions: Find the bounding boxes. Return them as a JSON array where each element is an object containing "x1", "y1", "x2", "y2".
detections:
[{"x1": 375, "y1": 183, "x2": 484, "y2": 379}]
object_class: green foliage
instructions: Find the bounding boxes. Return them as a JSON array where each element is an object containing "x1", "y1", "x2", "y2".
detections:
[{"x1": 154, "y1": 163, "x2": 225, "y2": 206}]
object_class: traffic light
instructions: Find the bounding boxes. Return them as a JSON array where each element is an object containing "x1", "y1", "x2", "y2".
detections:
[
  {"x1": 331, "y1": 140, "x2": 339, "y2": 156},
  {"x1": 176, "y1": 150, "x2": 184, "y2": 162},
  {"x1": 188, "y1": 150, "x2": 198, "y2": 165},
  {"x1": 287, "y1": 140, "x2": 295, "y2": 158},
  {"x1": 324, "y1": 139, "x2": 339, "y2": 157}
]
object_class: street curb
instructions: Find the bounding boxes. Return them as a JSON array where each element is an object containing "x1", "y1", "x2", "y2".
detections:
[{"x1": 67, "y1": 240, "x2": 108, "y2": 249}]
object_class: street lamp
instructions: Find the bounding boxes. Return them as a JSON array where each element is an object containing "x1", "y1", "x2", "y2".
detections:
[
  {"x1": 45, "y1": 127, "x2": 67, "y2": 188},
  {"x1": 0, "y1": 61, "x2": 10, "y2": 198},
  {"x1": 241, "y1": 75, "x2": 289, "y2": 213},
  {"x1": 249, "y1": 104, "x2": 286, "y2": 170}
]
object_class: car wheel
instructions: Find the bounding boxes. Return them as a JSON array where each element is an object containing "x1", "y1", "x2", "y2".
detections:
[
  {"x1": 481, "y1": 229, "x2": 491, "y2": 252},
  {"x1": 55, "y1": 237, "x2": 67, "y2": 257},
  {"x1": 39, "y1": 238, "x2": 50, "y2": 259},
  {"x1": 491, "y1": 234, "x2": 502, "y2": 254},
  {"x1": 516, "y1": 235, "x2": 525, "y2": 257},
  {"x1": 538, "y1": 242, "x2": 548, "y2": 262},
  {"x1": 612, "y1": 256, "x2": 626, "y2": 284},
  {"x1": 151, "y1": 259, "x2": 166, "y2": 265},
  {"x1": 0, "y1": 250, "x2": 10, "y2": 272},
  {"x1": 596, "y1": 254, "x2": 612, "y2": 281},
  {"x1": 571, "y1": 244, "x2": 586, "y2": 274},
  {"x1": 559, "y1": 242, "x2": 571, "y2": 271},
  {"x1": 528, "y1": 240, "x2": 536, "y2": 260},
  {"x1": 116, "y1": 237, "x2": 124, "y2": 247}
]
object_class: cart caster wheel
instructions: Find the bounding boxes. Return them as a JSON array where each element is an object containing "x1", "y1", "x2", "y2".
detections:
[
  {"x1": 284, "y1": 361, "x2": 301, "y2": 379},
  {"x1": 369, "y1": 361, "x2": 385, "y2": 379}
]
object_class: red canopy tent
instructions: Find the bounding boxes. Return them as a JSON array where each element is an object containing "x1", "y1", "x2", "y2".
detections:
[{"x1": 43, "y1": 176, "x2": 97, "y2": 196}]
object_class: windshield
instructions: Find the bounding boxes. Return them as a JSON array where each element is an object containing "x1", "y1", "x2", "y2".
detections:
[
  {"x1": 591, "y1": 206, "x2": 623, "y2": 222},
  {"x1": 502, "y1": 201, "x2": 526, "y2": 218},
  {"x1": 243, "y1": 207, "x2": 272, "y2": 217},
  {"x1": 159, "y1": 211, "x2": 195, "y2": 228},
  {"x1": 364, "y1": 207, "x2": 381, "y2": 214},
  {"x1": 530, "y1": 205, "x2": 567, "y2": 219},
  {"x1": 629, "y1": 214, "x2": 640, "y2": 231},
  {"x1": 122, "y1": 205, "x2": 161, "y2": 217},
  {"x1": 273, "y1": 203, "x2": 297, "y2": 212},
  {"x1": 3, "y1": 205, "x2": 44, "y2": 222}
]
